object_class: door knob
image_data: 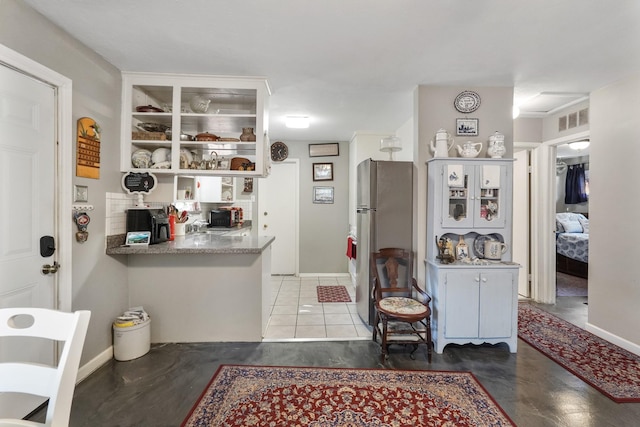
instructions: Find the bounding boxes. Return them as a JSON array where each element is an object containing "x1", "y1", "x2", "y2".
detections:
[
  {"x1": 42, "y1": 261, "x2": 60, "y2": 275},
  {"x1": 263, "y1": 224, "x2": 268, "y2": 229}
]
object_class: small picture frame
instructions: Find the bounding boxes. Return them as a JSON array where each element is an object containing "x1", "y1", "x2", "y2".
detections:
[
  {"x1": 313, "y1": 162, "x2": 334, "y2": 181},
  {"x1": 125, "y1": 231, "x2": 151, "y2": 247},
  {"x1": 74, "y1": 185, "x2": 88, "y2": 202},
  {"x1": 313, "y1": 186, "x2": 334, "y2": 204},
  {"x1": 456, "y1": 118, "x2": 479, "y2": 136},
  {"x1": 309, "y1": 143, "x2": 339, "y2": 157}
]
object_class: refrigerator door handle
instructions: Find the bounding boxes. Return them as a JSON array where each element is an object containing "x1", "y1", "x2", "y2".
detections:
[{"x1": 357, "y1": 208, "x2": 376, "y2": 213}]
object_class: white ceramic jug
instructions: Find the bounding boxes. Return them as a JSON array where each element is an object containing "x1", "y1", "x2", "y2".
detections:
[
  {"x1": 484, "y1": 240, "x2": 508, "y2": 260},
  {"x1": 429, "y1": 128, "x2": 454, "y2": 158}
]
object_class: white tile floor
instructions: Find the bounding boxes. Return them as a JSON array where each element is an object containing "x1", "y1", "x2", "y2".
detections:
[{"x1": 264, "y1": 275, "x2": 372, "y2": 341}]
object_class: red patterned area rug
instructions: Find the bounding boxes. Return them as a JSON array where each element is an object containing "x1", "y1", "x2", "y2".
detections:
[
  {"x1": 317, "y1": 285, "x2": 352, "y2": 303},
  {"x1": 181, "y1": 365, "x2": 514, "y2": 426},
  {"x1": 518, "y1": 302, "x2": 640, "y2": 402}
]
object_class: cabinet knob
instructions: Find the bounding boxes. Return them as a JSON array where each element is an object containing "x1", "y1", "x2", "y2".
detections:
[
  {"x1": 475, "y1": 276, "x2": 480, "y2": 282},
  {"x1": 482, "y1": 277, "x2": 487, "y2": 282}
]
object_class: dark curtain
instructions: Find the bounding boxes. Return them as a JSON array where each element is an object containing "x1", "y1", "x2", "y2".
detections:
[{"x1": 565, "y1": 163, "x2": 588, "y2": 204}]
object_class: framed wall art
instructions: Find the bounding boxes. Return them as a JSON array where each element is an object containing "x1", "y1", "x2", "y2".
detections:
[
  {"x1": 456, "y1": 118, "x2": 479, "y2": 136},
  {"x1": 313, "y1": 162, "x2": 334, "y2": 181},
  {"x1": 313, "y1": 186, "x2": 334, "y2": 204},
  {"x1": 309, "y1": 142, "x2": 339, "y2": 157}
]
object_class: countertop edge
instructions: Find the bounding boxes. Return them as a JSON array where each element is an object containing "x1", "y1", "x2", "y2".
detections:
[{"x1": 106, "y1": 235, "x2": 275, "y2": 255}]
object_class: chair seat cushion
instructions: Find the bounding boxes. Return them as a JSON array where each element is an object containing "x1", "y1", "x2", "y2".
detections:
[{"x1": 379, "y1": 297, "x2": 428, "y2": 316}]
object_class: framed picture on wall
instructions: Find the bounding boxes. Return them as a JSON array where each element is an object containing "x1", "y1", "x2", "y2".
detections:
[
  {"x1": 456, "y1": 118, "x2": 479, "y2": 136},
  {"x1": 313, "y1": 162, "x2": 334, "y2": 181},
  {"x1": 313, "y1": 186, "x2": 334, "y2": 204},
  {"x1": 309, "y1": 143, "x2": 339, "y2": 157}
]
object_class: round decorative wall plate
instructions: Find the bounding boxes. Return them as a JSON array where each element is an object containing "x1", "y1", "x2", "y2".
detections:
[{"x1": 454, "y1": 90, "x2": 481, "y2": 113}]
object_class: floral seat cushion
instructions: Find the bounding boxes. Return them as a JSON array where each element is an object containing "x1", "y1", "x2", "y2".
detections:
[{"x1": 379, "y1": 297, "x2": 428, "y2": 316}]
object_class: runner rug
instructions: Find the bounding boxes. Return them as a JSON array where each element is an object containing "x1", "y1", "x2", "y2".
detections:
[
  {"x1": 181, "y1": 365, "x2": 514, "y2": 426},
  {"x1": 317, "y1": 285, "x2": 352, "y2": 303},
  {"x1": 518, "y1": 302, "x2": 640, "y2": 402}
]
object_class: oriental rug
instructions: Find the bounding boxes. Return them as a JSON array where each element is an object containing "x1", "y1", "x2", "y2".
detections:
[
  {"x1": 518, "y1": 302, "x2": 640, "y2": 402},
  {"x1": 317, "y1": 285, "x2": 352, "y2": 303},
  {"x1": 181, "y1": 365, "x2": 515, "y2": 427}
]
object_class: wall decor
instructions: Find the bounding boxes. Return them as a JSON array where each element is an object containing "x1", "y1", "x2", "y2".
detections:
[
  {"x1": 313, "y1": 162, "x2": 334, "y2": 181},
  {"x1": 309, "y1": 142, "x2": 339, "y2": 157},
  {"x1": 313, "y1": 186, "x2": 334, "y2": 204},
  {"x1": 74, "y1": 185, "x2": 88, "y2": 202},
  {"x1": 454, "y1": 90, "x2": 481, "y2": 113},
  {"x1": 456, "y1": 118, "x2": 479, "y2": 136},
  {"x1": 243, "y1": 177, "x2": 254, "y2": 193},
  {"x1": 76, "y1": 117, "x2": 101, "y2": 179}
]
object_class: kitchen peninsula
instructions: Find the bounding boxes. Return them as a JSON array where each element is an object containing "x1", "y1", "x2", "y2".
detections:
[{"x1": 107, "y1": 233, "x2": 274, "y2": 343}]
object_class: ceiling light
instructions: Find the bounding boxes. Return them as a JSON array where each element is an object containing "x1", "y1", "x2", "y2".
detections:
[
  {"x1": 285, "y1": 116, "x2": 309, "y2": 129},
  {"x1": 569, "y1": 140, "x2": 590, "y2": 150}
]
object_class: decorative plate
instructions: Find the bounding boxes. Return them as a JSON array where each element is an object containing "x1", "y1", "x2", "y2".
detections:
[
  {"x1": 131, "y1": 149, "x2": 152, "y2": 168},
  {"x1": 454, "y1": 90, "x2": 481, "y2": 113},
  {"x1": 474, "y1": 234, "x2": 499, "y2": 258}
]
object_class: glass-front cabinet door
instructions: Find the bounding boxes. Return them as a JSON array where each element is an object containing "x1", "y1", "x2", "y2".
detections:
[{"x1": 441, "y1": 162, "x2": 507, "y2": 229}]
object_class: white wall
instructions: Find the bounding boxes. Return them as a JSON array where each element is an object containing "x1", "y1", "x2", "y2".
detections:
[
  {"x1": 0, "y1": 0, "x2": 127, "y2": 366},
  {"x1": 588, "y1": 74, "x2": 640, "y2": 349}
]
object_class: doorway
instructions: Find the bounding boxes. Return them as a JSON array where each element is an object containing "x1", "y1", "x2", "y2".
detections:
[
  {"x1": 258, "y1": 160, "x2": 300, "y2": 275},
  {"x1": 0, "y1": 44, "x2": 73, "y2": 418}
]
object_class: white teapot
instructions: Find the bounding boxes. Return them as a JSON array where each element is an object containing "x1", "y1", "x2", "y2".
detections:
[
  {"x1": 429, "y1": 128, "x2": 454, "y2": 158},
  {"x1": 456, "y1": 141, "x2": 482, "y2": 158}
]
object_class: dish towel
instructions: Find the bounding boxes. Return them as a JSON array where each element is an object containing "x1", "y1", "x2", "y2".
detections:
[
  {"x1": 481, "y1": 165, "x2": 501, "y2": 188},
  {"x1": 346, "y1": 237, "x2": 356, "y2": 259},
  {"x1": 447, "y1": 164, "x2": 465, "y2": 187}
]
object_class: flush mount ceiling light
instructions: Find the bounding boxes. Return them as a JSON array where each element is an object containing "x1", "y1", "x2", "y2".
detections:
[
  {"x1": 569, "y1": 139, "x2": 590, "y2": 150},
  {"x1": 285, "y1": 116, "x2": 309, "y2": 129}
]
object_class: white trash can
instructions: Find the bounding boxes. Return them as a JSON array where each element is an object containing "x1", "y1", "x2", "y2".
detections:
[{"x1": 113, "y1": 318, "x2": 151, "y2": 361}]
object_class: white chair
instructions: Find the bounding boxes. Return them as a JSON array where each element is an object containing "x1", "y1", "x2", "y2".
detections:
[{"x1": 0, "y1": 308, "x2": 91, "y2": 427}]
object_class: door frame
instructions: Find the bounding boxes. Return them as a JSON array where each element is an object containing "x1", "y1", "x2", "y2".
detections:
[
  {"x1": 530, "y1": 130, "x2": 589, "y2": 304},
  {"x1": 0, "y1": 44, "x2": 73, "y2": 312}
]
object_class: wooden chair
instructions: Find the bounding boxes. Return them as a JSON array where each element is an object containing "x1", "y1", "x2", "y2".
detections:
[
  {"x1": 0, "y1": 308, "x2": 91, "y2": 427},
  {"x1": 371, "y1": 248, "x2": 432, "y2": 362}
]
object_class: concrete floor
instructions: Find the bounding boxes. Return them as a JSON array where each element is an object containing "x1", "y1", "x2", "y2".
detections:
[{"x1": 31, "y1": 296, "x2": 640, "y2": 426}]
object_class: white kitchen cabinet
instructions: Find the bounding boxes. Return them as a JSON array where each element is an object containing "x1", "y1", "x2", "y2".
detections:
[
  {"x1": 174, "y1": 175, "x2": 235, "y2": 203},
  {"x1": 121, "y1": 72, "x2": 270, "y2": 177},
  {"x1": 426, "y1": 158, "x2": 518, "y2": 353}
]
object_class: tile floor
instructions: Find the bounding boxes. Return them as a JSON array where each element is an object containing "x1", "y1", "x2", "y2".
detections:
[{"x1": 264, "y1": 275, "x2": 372, "y2": 341}]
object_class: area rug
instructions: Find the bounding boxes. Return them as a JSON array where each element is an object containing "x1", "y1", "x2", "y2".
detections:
[
  {"x1": 317, "y1": 285, "x2": 352, "y2": 303},
  {"x1": 181, "y1": 365, "x2": 514, "y2": 426},
  {"x1": 518, "y1": 302, "x2": 640, "y2": 402}
]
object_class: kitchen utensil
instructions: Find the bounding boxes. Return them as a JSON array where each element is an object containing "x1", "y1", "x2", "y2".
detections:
[
  {"x1": 136, "y1": 122, "x2": 169, "y2": 133},
  {"x1": 165, "y1": 129, "x2": 194, "y2": 141},
  {"x1": 230, "y1": 157, "x2": 251, "y2": 170},
  {"x1": 484, "y1": 240, "x2": 508, "y2": 260},
  {"x1": 189, "y1": 95, "x2": 211, "y2": 113},
  {"x1": 136, "y1": 105, "x2": 164, "y2": 112},
  {"x1": 131, "y1": 149, "x2": 153, "y2": 168},
  {"x1": 456, "y1": 141, "x2": 482, "y2": 158},
  {"x1": 195, "y1": 132, "x2": 219, "y2": 141},
  {"x1": 151, "y1": 147, "x2": 171, "y2": 164}
]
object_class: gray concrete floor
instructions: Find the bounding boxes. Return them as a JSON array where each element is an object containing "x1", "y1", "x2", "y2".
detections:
[{"x1": 32, "y1": 296, "x2": 640, "y2": 426}]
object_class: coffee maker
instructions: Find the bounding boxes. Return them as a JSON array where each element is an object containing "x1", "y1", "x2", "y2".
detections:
[{"x1": 126, "y1": 208, "x2": 170, "y2": 244}]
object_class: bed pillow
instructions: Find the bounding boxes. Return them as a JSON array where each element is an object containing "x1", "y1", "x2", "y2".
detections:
[
  {"x1": 556, "y1": 213, "x2": 584, "y2": 233},
  {"x1": 578, "y1": 216, "x2": 589, "y2": 234}
]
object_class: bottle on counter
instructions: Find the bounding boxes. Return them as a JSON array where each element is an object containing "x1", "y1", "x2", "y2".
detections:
[{"x1": 169, "y1": 215, "x2": 176, "y2": 241}]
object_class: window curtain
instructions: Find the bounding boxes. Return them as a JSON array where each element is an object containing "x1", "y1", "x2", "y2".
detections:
[{"x1": 565, "y1": 163, "x2": 588, "y2": 204}]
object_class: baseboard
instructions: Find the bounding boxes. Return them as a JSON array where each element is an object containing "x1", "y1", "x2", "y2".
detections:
[
  {"x1": 298, "y1": 273, "x2": 350, "y2": 278},
  {"x1": 585, "y1": 322, "x2": 640, "y2": 357},
  {"x1": 77, "y1": 346, "x2": 113, "y2": 383}
]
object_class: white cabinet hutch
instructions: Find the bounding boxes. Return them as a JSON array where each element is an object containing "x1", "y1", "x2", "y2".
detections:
[
  {"x1": 121, "y1": 72, "x2": 270, "y2": 177},
  {"x1": 426, "y1": 158, "x2": 518, "y2": 353}
]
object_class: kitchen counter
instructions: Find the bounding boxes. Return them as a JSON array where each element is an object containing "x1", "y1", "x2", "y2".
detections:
[
  {"x1": 106, "y1": 234, "x2": 273, "y2": 255},
  {"x1": 106, "y1": 231, "x2": 274, "y2": 343}
]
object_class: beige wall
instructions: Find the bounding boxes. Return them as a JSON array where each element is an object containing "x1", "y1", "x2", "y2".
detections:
[
  {"x1": 0, "y1": 0, "x2": 126, "y2": 366},
  {"x1": 589, "y1": 74, "x2": 640, "y2": 347}
]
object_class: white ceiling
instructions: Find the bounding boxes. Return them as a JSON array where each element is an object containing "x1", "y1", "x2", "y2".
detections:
[{"x1": 22, "y1": 0, "x2": 640, "y2": 142}]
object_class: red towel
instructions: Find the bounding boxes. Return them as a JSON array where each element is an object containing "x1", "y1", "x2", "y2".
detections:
[{"x1": 346, "y1": 237, "x2": 356, "y2": 259}]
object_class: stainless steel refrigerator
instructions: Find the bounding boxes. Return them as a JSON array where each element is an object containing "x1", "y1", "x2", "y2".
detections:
[{"x1": 356, "y1": 159, "x2": 413, "y2": 325}]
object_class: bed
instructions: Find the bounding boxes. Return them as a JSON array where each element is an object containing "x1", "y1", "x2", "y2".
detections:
[{"x1": 556, "y1": 212, "x2": 589, "y2": 279}]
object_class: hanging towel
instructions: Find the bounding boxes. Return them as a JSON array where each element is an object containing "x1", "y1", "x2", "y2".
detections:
[
  {"x1": 481, "y1": 165, "x2": 501, "y2": 189},
  {"x1": 447, "y1": 164, "x2": 464, "y2": 188},
  {"x1": 346, "y1": 237, "x2": 357, "y2": 259}
]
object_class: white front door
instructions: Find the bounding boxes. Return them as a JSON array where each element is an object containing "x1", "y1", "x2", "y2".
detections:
[
  {"x1": 0, "y1": 63, "x2": 57, "y2": 418},
  {"x1": 258, "y1": 160, "x2": 299, "y2": 275}
]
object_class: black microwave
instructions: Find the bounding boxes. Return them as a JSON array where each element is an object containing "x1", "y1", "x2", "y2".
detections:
[
  {"x1": 209, "y1": 209, "x2": 237, "y2": 227},
  {"x1": 126, "y1": 209, "x2": 170, "y2": 244}
]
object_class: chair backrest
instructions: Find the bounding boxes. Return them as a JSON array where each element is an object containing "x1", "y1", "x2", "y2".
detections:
[
  {"x1": 371, "y1": 248, "x2": 414, "y2": 301},
  {"x1": 0, "y1": 308, "x2": 91, "y2": 427}
]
